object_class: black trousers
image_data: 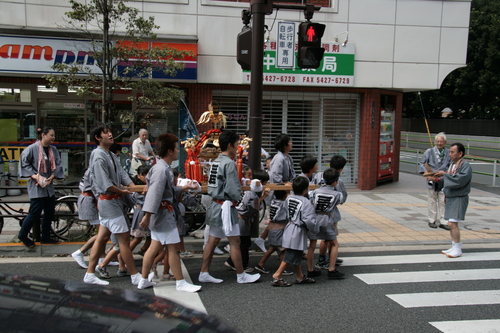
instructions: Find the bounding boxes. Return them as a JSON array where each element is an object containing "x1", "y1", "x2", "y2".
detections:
[{"x1": 227, "y1": 235, "x2": 252, "y2": 269}]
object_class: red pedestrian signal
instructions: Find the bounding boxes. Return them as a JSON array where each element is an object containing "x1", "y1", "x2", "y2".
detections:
[
  {"x1": 306, "y1": 26, "x2": 316, "y2": 42},
  {"x1": 297, "y1": 22, "x2": 326, "y2": 69}
]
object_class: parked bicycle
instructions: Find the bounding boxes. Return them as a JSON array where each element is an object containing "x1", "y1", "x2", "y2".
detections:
[{"x1": 0, "y1": 182, "x2": 93, "y2": 242}]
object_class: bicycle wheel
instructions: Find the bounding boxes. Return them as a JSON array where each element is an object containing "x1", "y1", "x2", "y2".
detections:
[
  {"x1": 55, "y1": 196, "x2": 94, "y2": 241},
  {"x1": 50, "y1": 198, "x2": 76, "y2": 240}
]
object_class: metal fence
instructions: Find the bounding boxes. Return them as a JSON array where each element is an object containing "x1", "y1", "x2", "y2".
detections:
[
  {"x1": 402, "y1": 118, "x2": 500, "y2": 137},
  {"x1": 400, "y1": 146, "x2": 499, "y2": 187}
]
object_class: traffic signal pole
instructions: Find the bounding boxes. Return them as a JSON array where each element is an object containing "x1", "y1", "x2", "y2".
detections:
[
  {"x1": 246, "y1": 1, "x2": 321, "y2": 173},
  {"x1": 247, "y1": 0, "x2": 268, "y2": 173},
  {"x1": 245, "y1": 1, "x2": 322, "y2": 237}
]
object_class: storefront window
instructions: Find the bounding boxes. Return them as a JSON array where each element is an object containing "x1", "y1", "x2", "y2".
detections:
[
  {"x1": 39, "y1": 101, "x2": 95, "y2": 182},
  {"x1": 213, "y1": 90, "x2": 360, "y2": 185},
  {"x1": 0, "y1": 88, "x2": 31, "y2": 103},
  {"x1": 0, "y1": 110, "x2": 36, "y2": 143}
]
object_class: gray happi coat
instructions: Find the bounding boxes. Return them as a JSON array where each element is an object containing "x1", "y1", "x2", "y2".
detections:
[
  {"x1": 89, "y1": 146, "x2": 132, "y2": 219},
  {"x1": 443, "y1": 160, "x2": 472, "y2": 220},
  {"x1": 312, "y1": 173, "x2": 348, "y2": 222},
  {"x1": 236, "y1": 190, "x2": 260, "y2": 236},
  {"x1": 141, "y1": 159, "x2": 177, "y2": 230},
  {"x1": 268, "y1": 198, "x2": 287, "y2": 247},
  {"x1": 282, "y1": 194, "x2": 318, "y2": 251},
  {"x1": 77, "y1": 168, "x2": 98, "y2": 221},
  {"x1": 130, "y1": 191, "x2": 147, "y2": 232},
  {"x1": 205, "y1": 153, "x2": 242, "y2": 228},
  {"x1": 269, "y1": 151, "x2": 296, "y2": 183},
  {"x1": 297, "y1": 172, "x2": 323, "y2": 185},
  {"x1": 19, "y1": 140, "x2": 64, "y2": 198},
  {"x1": 419, "y1": 146, "x2": 451, "y2": 188},
  {"x1": 310, "y1": 185, "x2": 343, "y2": 229}
]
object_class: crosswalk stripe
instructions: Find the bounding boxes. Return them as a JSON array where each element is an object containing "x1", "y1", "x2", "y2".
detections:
[
  {"x1": 387, "y1": 290, "x2": 500, "y2": 308},
  {"x1": 354, "y1": 268, "x2": 500, "y2": 284},
  {"x1": 341, "y1": 252, "x2": 500, "y2": 267},
  {"x1": 429, "y1": 319, "x2": 500, "y2": 333},
  {"x1": 153, "y1": 260, "x2": 207, "y2": 314}
]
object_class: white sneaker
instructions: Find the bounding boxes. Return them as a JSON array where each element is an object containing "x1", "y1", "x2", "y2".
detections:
[
  {"x1": 198, "y1": 272, "x2": 223, "y2": 284},
  {"x1": 254, "y1": 237, "x2": 267, "y2": 252},
  {"x1": 84, "y1": 273, "x2": 109, "y2": 285},
  {"x1": 71, "y1": 250, "x2": 88, "y2": 269},
  {"x1": 108, "y1": 261, "x2": 119, "y2": 266},
  {"x1": 446, "y1": 244, "x2": 462, "y2": 258},
  {"x1": 214, "y1": 247, "x2": 224, "y2": 255},
  {"x1": 138, "y1": 278, "x2": 156, "y2": 289},
  {"x1": 441, "y1": 241, "x2": 455, "y2": 255},
  {"x1": 131, "y1": 272, "x2": 142, "y2": 286},
  {"x1": 176, "y1": 279, "x2": 202, "y2": 293},
  {"x1": 224, "y1": 245, "x2": 231, "y2": 253},
  {"x1": 237, "y1": 272, "x2": 261, "y2": 284}
]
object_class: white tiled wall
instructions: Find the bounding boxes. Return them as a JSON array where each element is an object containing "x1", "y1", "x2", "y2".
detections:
[{"x1": 0, "y1": 0, "x2": 472, "y2": 90}]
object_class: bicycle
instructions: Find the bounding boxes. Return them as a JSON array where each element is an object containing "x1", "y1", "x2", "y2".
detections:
[
  {"x1": 0, "y1": 182, "x2": 93, "y2": 242},
  {"x1": 50, "y1": 195, "x2": 94, "y2": 241}
]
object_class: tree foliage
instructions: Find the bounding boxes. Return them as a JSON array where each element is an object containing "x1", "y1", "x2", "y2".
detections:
[
  {"x1": 403, "y1": 0, "x2": 500, "y2": 120},
  {"x1": 45, "y1": 0, "x2": 191, "y2": 131}
]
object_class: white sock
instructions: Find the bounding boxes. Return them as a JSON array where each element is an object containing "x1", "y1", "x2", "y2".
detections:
[{"x1": 199, "y1": 272, "x2": 223, "y2": 283}]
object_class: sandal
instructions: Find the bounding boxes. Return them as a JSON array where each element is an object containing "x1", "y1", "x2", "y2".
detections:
[
  {"x1": 271, "y1": 278, "x2": 291, "y2": 287},
  {"x1": 161, "y1": 274, "x2": 176, "y2": 281},
  {"x1": 295, "y1": 276, "x2": 316, "y2": 284}
]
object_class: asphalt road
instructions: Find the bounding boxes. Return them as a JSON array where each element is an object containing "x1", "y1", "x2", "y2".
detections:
[{"x1": 2, "y1": 248, "x2": 499, "y2": 333}]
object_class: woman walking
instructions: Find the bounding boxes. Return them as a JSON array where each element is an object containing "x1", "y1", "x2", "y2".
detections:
[{"x1": 18, "y1": 126, "x2": 64, "y2": 247}]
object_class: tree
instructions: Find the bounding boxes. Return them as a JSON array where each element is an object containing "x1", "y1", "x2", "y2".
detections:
[
  {"x1": 45, "y1": 0, "x2": 191, "y2": 136},
  {"x1": 403, "y1": 0, "x2": 500, "y2": 120}
]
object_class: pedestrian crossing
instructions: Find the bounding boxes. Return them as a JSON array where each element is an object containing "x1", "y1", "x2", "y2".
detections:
[
  {"x1": 351, "y1": 251, "x2": 500, "y2": 333},
  {"x1": 429, "y1": 320, "x2": 500, "y2": 333}
]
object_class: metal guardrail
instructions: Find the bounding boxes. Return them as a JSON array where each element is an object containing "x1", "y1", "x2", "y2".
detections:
[
  {"x1": 401, "y1": 133, "x2": 500, "y2": 156},
  {"x1": 400, "y1": 148, "x2": 499, "y2": 187}
]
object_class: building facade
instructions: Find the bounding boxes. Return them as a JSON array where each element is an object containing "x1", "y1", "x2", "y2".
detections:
[{"x1": 0, "y1": 0, "x2": 471, "y2": 189}]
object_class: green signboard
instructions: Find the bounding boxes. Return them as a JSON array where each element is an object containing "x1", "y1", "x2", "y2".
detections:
[{"x1": 243, "y1": 42, "x2": 355, "y2": 87}]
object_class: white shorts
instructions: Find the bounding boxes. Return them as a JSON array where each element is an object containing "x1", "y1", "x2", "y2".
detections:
[
  {"x1": 151, "y1": 223, "x2": 181, "y2": 245},
  {"x1": 209, "y1": 223, "x2": 240, "y2": 239},
  {"x1": 89, "y1": 219, "x2": 100, "y2": 226},
  {"x1": 448, "y1": 218, "x2": 461, "y2": 223},
  {"x1": 100, "y1": 215, "x2": 129, "y2": 234}
]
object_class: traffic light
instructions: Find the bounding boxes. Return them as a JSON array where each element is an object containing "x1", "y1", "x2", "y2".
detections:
[
  {"x1": 297, "y1": 22, "x2": 325, "y2": 69},
  {"x1": 237, "y1": 26, "x2": 252, "y2": 70}
]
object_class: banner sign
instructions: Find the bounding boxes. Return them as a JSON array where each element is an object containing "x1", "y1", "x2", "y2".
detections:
[
  {"x1": 0, "y1": 35, "x2": 197, "y2": 80},
  {"x1": 276, "y1": 22, "x2": 295, "y2": 69},
  {"x1": 243, "y1": 41, "x2": 355, "y2": 87}
]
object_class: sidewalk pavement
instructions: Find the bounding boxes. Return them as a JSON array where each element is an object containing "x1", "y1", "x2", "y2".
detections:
[{"x1": 1, "y1": 171, "x2": 499, "y2": 258}]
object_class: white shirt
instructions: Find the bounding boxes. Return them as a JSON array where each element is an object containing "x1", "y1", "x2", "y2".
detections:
[{"x1": 132, "y1": 137, "x2": 153, "y2": 160}]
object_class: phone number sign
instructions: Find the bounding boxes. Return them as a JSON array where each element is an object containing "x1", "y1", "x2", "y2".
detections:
[{"x1": 243, "y1": 42, "x2": 355, "y2": 87}]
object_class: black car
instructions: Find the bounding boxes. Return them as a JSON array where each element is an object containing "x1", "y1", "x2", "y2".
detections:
[{"x1": 0, "y1": 273, "x2": 236, "y2": 333}]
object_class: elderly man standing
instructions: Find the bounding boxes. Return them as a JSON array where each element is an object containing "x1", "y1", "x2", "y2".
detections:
[
  {"x1": 419, "y1": 132, "x2": 451, "y2": 230},
  {"x1": 434, "y1": 143, "x2": 472, "y2": 258},
  {"x1": 131, "y1": 129, "x2": 157, "y2": 176}
]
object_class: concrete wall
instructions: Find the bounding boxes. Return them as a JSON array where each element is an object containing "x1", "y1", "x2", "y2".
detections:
[{"x1": 0, "y1": 0, "x2": 472, "y2": 91}]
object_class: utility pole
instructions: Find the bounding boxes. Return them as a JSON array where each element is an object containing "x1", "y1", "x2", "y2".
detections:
[
  {"x1": 247, "y1": 0, "x2": 270, "y2": 173},
  {"x1": 246, "y1": 1, "x2": 321, "y2": 172},
  {"x1": 244, "y1": 1, "x2": 321, "y2": 237}
]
